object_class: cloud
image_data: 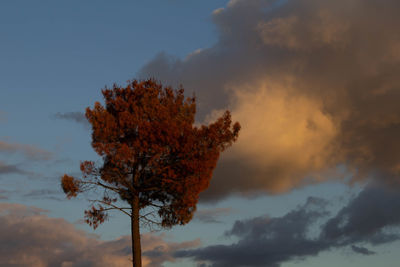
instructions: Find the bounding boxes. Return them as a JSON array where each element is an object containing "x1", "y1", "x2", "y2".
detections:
[
  {"x1": 0, "y1": 162, "x2": 26, "y2": 175},
  {"x1": 0, "y1": 190, "x2": 9, "y2": 200},
  {"x1": 193, "y1": 208, "x2": 232, "y2": 224},
  {"x1": 142, "y1": 234, "x2": 201, "y2": 267},
  {"x1": 176, "y1": 197, "x2": 329, "y2": 267},
  {"x1": 351, "y1": 245, "x2": 375, "y2": 255},
  {"x1": 0, "y1": 203, "x2": 130, "y2": 267},
  {"x1": 0, "y1": 141, "x2": 52, "y2": 161},
  {"x1": 175, "y1": 183, "x2": 400, "y2": 267},
  {"x1": 23, "y1": 189, "x2": 59, "y2": 197},
  {"x1": 139, "y1": 0, "x2": 400, "y2": 200},
  {"x1": 0, "y1": 141, "x2": 51, "y2": 179},
  {"x1": 23, "y1": 189, "x2": 64, "y2": 201},
  {"x1": 0, "y1": 203, "x2": 199, "y2": 267},
  {"x1": 320, "y1": 183, "x2": 400, "y2": 245},
  {"x1": 54, "y1": 112, "x2": 89, "y2": 127}
]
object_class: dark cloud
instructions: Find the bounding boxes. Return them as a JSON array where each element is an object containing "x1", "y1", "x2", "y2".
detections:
[
  {"x1": 320, "y1": 183, "x2": 400, "y2": 245},
  {"x1": 176, "y1": 197, "x2": 329, "y2": 267},
  {"x1": 54, "y1": 111, "x2": 89, "y2": 127},
  {"x1": 176, "y1": 184, "x2": 400, "y2": 266},
  {"x1": 351, "y1": 245, "x2": 375, "y2": 255},
  {"x1": 193, "y1": 208, "x2": 232, "y2": 224},
  {"x1": 139, "y1": 0, "x2": 400, "y2": 200},
  {"x1": 0, "y1": 190, "x2": 10, "y2": 201},
  {"x1": 0, "y1": 203, "x2": 199, "y2": 267},
  {"x1": 0, "y1": 161, "x2": 26, "y2": 175}
]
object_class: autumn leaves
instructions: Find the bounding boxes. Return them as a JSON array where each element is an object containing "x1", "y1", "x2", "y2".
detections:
[{"x1": 61, "y1": 79, "x2": 240, "y2": 267}]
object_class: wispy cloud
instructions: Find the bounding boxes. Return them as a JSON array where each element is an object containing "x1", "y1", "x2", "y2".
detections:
[
  {"x1": 0, "y1": 161, "x2": 26, "y2": 175},
  {"x1": 0, "y1": 190, "x2": 12, "y2": 201},
  {"x1": 0, "y1": 141, "x2": 52, "y2": 161},
  {"x1": 193, "y1": 208, "x2": 232, "y2": 224},
  {"x1": 23, "y1": 189, "x2": 64, "y2": 201},
  {"x1": 351, "y1": 245, "x2": 376, "y2": 255},
  {"x1": 53, "y1": 111, "x2": 89, "y2": 127}
]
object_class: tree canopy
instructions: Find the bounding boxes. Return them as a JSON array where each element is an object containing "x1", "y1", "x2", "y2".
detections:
[{"x1": 61, "y1": 79, "x2": 240, "y2": 266}]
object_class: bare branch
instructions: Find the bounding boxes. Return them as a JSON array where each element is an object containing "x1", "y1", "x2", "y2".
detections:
[
  {"x1": 92, "y1": 199, "x2": 132, "y2": 217},
  {"x1": 80, "y1": 180, "x2": 122, "y2": 194}
]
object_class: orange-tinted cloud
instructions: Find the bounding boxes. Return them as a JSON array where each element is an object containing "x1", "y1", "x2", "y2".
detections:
[
  {"x1": 142, "y1": 234, "x2": 200, "y2": 267},
  {"x1": 0, "y1": 203, "x2": 199, "y2": 267},
  {"x1": 0, "y1": 141, "x2": 52, "y2": 161},
  {"x1": 140, "y1": 0, "x2": 400, "y2": 200}
]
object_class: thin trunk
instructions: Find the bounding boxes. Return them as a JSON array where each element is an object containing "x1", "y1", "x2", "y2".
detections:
[{"x1": 131, "y1": 194, "x2": 142, "y2": 267}]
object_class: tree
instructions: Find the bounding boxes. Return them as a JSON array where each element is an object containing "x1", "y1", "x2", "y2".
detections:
[{"x1": 61, "y1": 79, "x2": 240, "y2": 267}]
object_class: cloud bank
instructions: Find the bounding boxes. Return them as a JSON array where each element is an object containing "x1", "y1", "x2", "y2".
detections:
[
  {"x1": 0, "y1": 203, "x2": 199, "y2": 267},
  {"x1": 176, "y1": 183, "x2": 400, "y2": 267},
  {"x1": 139, "y1": 0, "x2": 400, "y2": 200}
]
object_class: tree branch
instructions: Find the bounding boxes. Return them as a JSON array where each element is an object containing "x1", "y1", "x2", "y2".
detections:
[{"x1": 94, "y1": 199, "x2": 132, "y2": 217}]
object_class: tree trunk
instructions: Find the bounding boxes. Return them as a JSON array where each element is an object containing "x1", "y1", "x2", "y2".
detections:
[{"x1": 131, "y1": 194, "x2": 142, "y2": 267}]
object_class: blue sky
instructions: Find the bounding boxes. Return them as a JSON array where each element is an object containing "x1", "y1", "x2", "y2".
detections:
[{"x1": 1, "y1": 0, "x2": 400, "y2": 266}]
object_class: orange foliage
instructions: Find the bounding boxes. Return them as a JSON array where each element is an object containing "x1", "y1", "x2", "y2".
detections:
[
  {"x1": 61, "y1": 174, "x2": 80, "y2": 199},
  {"x1": 61, "y1": 79, "x2": 240, "y2": 228}
]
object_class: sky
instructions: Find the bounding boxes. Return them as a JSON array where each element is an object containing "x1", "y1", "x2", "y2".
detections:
[{"x1": 1, "y1": 0, "x2": 400, "y2": 266}]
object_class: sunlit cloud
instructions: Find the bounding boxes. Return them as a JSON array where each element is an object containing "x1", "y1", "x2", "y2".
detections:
[
  {"x1": 0, "y1": 203, "x2": 200, "y2": 267},
  {"x1": 139, "y1": 0, "x2": 400, "y2": 200},
  {"x1": 142, "y1": 234, "x2": 201, "y2": 267},
  {"x1": 0, "y1": 141, "x2": 52, "y2": 161}
]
